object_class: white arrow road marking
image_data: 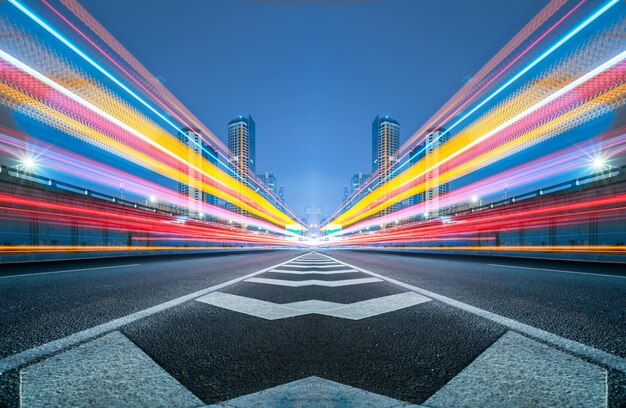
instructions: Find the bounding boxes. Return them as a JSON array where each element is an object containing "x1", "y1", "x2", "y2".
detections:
[
  {"x1": 196, "y1": 291, "x2": 431, "y2": 320},
  {"x1": 245, "y1": 277, "x2": 382, "y2": 287},
  {"x1": 276, "y1": 264, "x2": 349, "y2": 269},
  {"x1": 270, "y1": 268, "x2": 358, "y2": 275}
]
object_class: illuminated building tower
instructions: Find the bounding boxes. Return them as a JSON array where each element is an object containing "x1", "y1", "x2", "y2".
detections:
[
  {"x1": 409, "y1": 128, "x2": 450, "y2": 217},
  {"x1": 343, "y1": 186, "x2": 349, "y2": 203},
  {"x1": 257, "y1": 172, "x2": 277, "y2": 194},
  {"x1": 351, "y1": 172, "x2": 370, "y2": 194},
  {"x1": 177, "y1": 128, "x2": 217, "y2": 218},
  {"x1": 372, "y1": 115, "x2": 400, "y2": 218},
  {"x1": 227, "y1": 115, "x2": 256, "y2": 215},
  {"x1": 278, "y1": 186, "x2": 285, "y2": 204}
]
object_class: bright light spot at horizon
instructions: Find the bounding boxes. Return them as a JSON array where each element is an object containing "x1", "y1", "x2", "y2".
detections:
[{"x1": 471, "y1": 195, "x2": 479, "y2": 203}]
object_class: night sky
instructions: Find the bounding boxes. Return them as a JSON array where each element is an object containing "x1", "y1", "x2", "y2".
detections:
[{"x1": 79, "y1": 0, "x2": 548, "y2": 216}]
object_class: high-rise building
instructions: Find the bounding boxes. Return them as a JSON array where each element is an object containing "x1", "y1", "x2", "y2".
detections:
[
  {"x1": 408, "y1": 128, "x2": 450, "y2": 218},
  {"x1": 278, "y1": 186, "x2": 285, "y2": 204},
  {"x1": 372, "y1": 115, "x2": 400, "y2": 176},
  {"x1": 257, "y1": 172, "x2": 277, "y2": 194},
  {"x1": 227, "y1": 115, "x2": 256, "y2": 215},
  {"x1": 228, "y1": 115, "x2": 256, "y2": 175},
  {"x1": 372, "y1": 115, "x2": 400, "y2": 218},
  {"x1": 350, "y1": 172, "x2": 370, "y2": 194},
  {"x1": 343, "y1": 186, "x2": 349, "y2": 203},
  {"x1": 177, "y1": 128, "x2": 217, "y2": 218},
  {"x1": 257, "y1": 171, "x2": 284, "y2": 208}
]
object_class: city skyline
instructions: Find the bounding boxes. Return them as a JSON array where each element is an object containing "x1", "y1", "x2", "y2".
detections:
[{"x1": 77, "y1": 0, "x2": 550, "y2": 214}]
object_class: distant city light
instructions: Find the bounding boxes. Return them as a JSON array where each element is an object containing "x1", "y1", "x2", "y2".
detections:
[
  {"x1": 148, "y1": 195, "x2": 157, "y2": 202},
  {"x1": 471, "y1": 195, "x2": 480, "y2": 203}
]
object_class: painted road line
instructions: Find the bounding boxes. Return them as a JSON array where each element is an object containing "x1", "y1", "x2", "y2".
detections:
[
  {"x1": 488, "y1": 264, "x2": 626, "y2": 280},
  {"x1": 270, "y1": 268, "x2": 358, "y2": 275},
  {"x1": 20, "y1": 331, "x2": 202, "y2": 408},
  {"x1": 425, "y1": 331, "x2": 607, "y2": 407},
  {"x1": 245, "y1": 277, "x2": 382, "y2": 287},
  {"x1": 326, "y1": 255, "x2": 626, "y2": 373},
  {"x1": 0, "y1": 253, "x2": 310, "y2": 374},
  {"x1": 0, "y1": 264, "x2": 142, "y2": 279},
  {"x1": 196, "y1": 291, "x2": 430, "y2": 320}
]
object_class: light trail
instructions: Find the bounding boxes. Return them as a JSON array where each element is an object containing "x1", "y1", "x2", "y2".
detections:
[
  {"x1": 325, "y1": 0, "x2": 620, "y2": 226},
  {"x1": 328, "y1": 48, "x2": 626, "y2": 229}
]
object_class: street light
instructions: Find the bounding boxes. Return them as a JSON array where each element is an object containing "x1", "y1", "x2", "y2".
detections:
[
  {"x1": 471, "y1": 195, "x2": 479, "y2": 203},
  {"x1": 146, "y1": 195, "x2": 157, "y2": 207},
  {"x1": 591, "y1": 156, "x2": 607, "y2": 171},
  {"x1": 21, "y1": 157, "x2": 37, "y2": 171}
]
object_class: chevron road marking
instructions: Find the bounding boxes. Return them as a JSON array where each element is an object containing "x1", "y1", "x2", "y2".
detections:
[
  {"x1": 196, "y1": 291, "x2": 430, "y2": 320},
  {"x1": 269, "y1": 268, "x2": 358, "y2": 275},
  {"x1": 276, "y1": 264, "x2": 350, "y2": 269},
  {"x1": 245, "y1": 276, "x2": 382, "y2": 287}
]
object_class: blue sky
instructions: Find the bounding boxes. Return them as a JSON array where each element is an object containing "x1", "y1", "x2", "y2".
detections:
[{"x1": 79, "y1": 0, "x2": 549, "y2": 216}]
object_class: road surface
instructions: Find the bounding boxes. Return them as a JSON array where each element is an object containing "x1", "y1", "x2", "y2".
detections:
[{"x1": 0, "y1": 250, "x2": 624, "y2": 407}]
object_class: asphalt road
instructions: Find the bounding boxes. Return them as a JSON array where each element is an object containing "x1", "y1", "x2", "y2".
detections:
[{"x1": 0, "y1": 250, "x2": 624, "y2": 407}]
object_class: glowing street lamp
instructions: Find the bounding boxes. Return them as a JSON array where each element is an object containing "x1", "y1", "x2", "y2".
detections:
[
  {"x1": 591, "y1": 156, "x2": 607, "y2": 171},
  {"x1": 471, "y1": 195, "x2": 479, "y2": 203},
  {"x1": 145, "y1": 195, "x2": 157, "y2": 207},
  {"x1": 21, "y1": 157, "x2": 37, "y2": 171}
]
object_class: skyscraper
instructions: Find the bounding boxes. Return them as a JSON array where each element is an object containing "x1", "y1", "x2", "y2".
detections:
[
  {"x1": 372, "y1": 115, "x2": 400, "y2": 176},
  {"x1": 228, "y1": 115, "x2": 256, "y2": 176},
  {"x1": 257, "y1": 171, "x2": 283, "y2": 208},
  {"x1": 278, "y1": 186, "x2": 285, "y2": 204},
  {"x1": 257, "y1": 172, "x2": 277, "y2": 194},
  {"x1": 177, "y1": 128, "x2": 217, "y2": 218},
  {"x1": 350, "y1": 172, "x2": 370, "y2": 194},
  {"x1": 227, "y1": 115, "x2": 256, "y2": 215},
  {"x1": 409, "y1": 127, "x2": 450, "y2": 218},
  {"x1": 372, "y1": 115, "x2": 400, "y2": 218}
]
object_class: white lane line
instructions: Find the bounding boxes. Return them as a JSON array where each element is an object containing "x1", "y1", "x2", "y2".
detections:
[
  {"x1": 245, "y1": 277, "x2": 382, "y2": 287},
  {"x1": 488, "y1": 264, "x2": 626, "y2": 280},
  {"x1": 0, "y1": 253, "x2": 309, "y2": 374},
  {"x1": 0, "y1": 264, "x2": 142, "y2": 280},
  {"x1": 270, "y1": 268, "x2": 358, "y2": 275},
  {"x1": 325, "y1": 255, "x2": 626, "y2": 374}
]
